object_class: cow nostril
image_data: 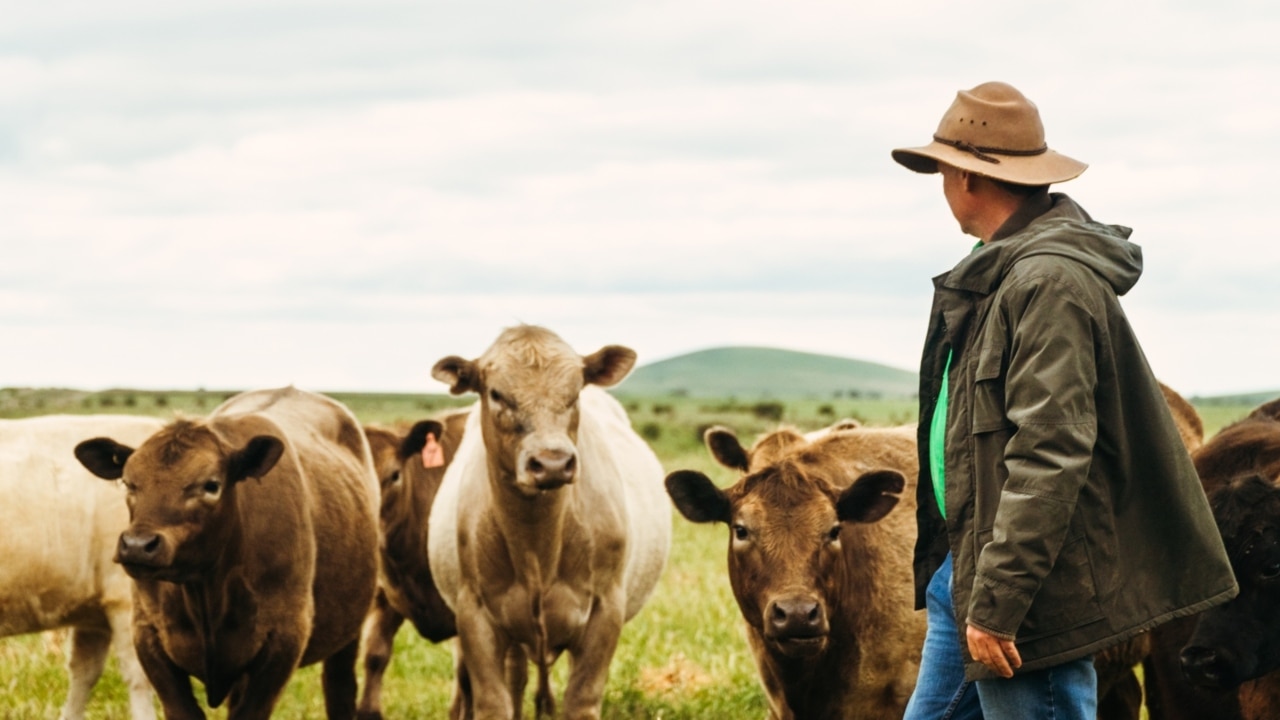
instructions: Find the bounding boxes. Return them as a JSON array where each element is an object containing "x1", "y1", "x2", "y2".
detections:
[
  {"x1": 772, "y1": 604, "x2": 788, "y2": 623},
  {"x1": 143, "y1": 535, "x2": 160, "y2": 553},
  {"x1": 564, "y1": 455, "x2": 576, "y2": 474},
  {"x1": 807, "y1": 605, "x2": 820, "y2": 623},
  {"x1": 528, "y1": 457, "x2": 544, "y2": 474}
]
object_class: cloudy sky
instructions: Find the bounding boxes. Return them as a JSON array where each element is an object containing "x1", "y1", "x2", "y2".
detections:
[{"x1": 4, "y1": 0, "x2": 1277, "y2": 397}]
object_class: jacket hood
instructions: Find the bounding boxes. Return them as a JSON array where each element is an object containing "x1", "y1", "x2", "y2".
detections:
[{"x1": 943, "y1": 194, "x2": 1142, "y2": 297}]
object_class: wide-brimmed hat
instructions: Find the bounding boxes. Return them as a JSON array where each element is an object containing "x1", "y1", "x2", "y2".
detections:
[{"x1": 892, "y1": 81, "x2": 1087, "y2": 186}]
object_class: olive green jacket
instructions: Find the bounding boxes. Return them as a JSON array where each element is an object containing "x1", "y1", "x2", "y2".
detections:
[{"x1": 913, "y1": 192, "x2": 1237, "y2": 680}]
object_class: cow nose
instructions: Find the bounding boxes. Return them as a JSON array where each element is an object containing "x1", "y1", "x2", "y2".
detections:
[
  {"x1": 1180, "y1": 645, "x2": 1233, "y2": 689},
  {"x1": 527, "y1": 449, "x2": 576, "y2": 489},
  {"x1": 767, "y1": 595, "x2": 826, "y2": 639},
  {"x1": 117, "y1": 532, "x2": 163, "y2": 564}
]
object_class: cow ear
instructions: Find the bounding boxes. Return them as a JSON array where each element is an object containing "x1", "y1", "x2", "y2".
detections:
[
  {"x1": 432, "y1": 356, "x2": 481, "y2": 396},
  {"x1": 836, "y1": 469, "x2": 905, "y2": 524},
  {"x1": 1250, "y1": 397, "x2": 1280, "y2": 423},
  {"x1": 666, "y1": 470, "x2": 731, "y2": 524},
  {"x1": 704, "y1": 426, "x2": 750, "y2": 472},
  {"x1": 75, "y1": 438, "x2": 135, "y2": 480},
  {"x1": 401, "y1": 420, "x2": 445, "y2": 460},
  {"x1": 227, "y1": 436, "x2": 285, "y2": 483},
  {"x1": 582, "y1": 345, "x2": 637, "y2": 388}
]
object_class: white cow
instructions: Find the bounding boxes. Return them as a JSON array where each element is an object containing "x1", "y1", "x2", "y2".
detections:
[
  {"x1": 428, "y1": 325, "x2": 671, "y2": 720},
  {"x1": 0, "y1": 414, "x2": 161, "y2": 720}
]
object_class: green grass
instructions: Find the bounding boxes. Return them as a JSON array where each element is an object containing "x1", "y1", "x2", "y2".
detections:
[{"x1": 0, "y1": 388, "x2": 1265, "y2": 717}]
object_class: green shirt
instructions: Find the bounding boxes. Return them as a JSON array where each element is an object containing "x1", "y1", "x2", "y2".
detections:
[
  {"x1": 929, "y1": 350, "x2": 952, "y2": 518},
  {"x1": 929, "y1": 241, "x2": 984, "y2": 520}
]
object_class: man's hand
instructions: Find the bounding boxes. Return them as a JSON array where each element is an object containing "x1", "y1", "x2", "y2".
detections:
[{"x1": 966, "y1": 624, "x2": 1022, "y2": 678}]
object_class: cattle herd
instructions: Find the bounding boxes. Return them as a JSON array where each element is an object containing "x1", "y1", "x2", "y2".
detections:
[{"x1": 1, "y1": 323, "x2": 1278, "y2": 720}]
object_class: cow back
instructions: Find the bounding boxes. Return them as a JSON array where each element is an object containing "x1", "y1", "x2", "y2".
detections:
[{"x1": 0, "y1": 414, "x2": 164, "y2": 636}]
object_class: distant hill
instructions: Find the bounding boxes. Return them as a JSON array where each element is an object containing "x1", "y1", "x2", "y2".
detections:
[{"x1": 615, "y1": 346, "x2": 919, "y2": 399}]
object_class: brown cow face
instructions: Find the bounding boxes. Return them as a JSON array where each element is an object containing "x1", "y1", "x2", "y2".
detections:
[
  {"x1": 666, "y1": 463, "x2": 904, "y2": 659},
  {"x1": 75, "y1": 423, "x2": 283, "y2": 582},
  {"x1": 365, "y1": 420, "x2": 444, "y2": 549},
  {"x1": 432, "y1": 326, "x2": 635, "y2": 497}
]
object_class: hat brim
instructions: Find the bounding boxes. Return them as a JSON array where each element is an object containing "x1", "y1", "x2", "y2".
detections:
[{"x1": 892, "y1": 142, "x2": 1087, "y2": 186}]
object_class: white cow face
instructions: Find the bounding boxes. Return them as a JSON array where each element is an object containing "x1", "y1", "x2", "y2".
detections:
[{"x1": 431, "y1": 325, "x2": 635, "y2": 497}]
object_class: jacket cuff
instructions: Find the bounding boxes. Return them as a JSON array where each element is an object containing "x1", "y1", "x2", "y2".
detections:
[{"x1": 968, "y1": 573, "x2": 1030, "y2": 640}]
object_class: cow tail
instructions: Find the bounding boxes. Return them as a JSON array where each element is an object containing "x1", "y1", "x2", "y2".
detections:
[{"x1": 526, "y1": 551, "x2": 556, "y2": 719}]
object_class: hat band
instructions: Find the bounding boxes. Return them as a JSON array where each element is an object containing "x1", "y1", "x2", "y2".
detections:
[{"x1": 932, "y1": 135, "x2": 1048, "y2": 165}]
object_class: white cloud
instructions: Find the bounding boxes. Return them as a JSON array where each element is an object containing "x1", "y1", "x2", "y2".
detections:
[{"x1": 2, "y1": 0, "x2": 1278, "y2": 396}]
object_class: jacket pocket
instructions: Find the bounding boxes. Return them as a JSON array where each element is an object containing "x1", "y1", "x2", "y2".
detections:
[
  {"x1": 971, "y1": 347, "x2": 1012, "y2": 434},
  {"x1": 1017, "y1": 535, "x2": 1104, "y2": 642}
]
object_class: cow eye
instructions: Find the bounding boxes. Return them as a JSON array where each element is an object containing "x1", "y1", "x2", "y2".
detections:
[
  {"x1": 732, "y1": 524, "x2": 749, "y2": 542},
  {"x1": 202, "y1": 480, "x2": 221, "y2": 496},
  {"x1": 388, "y1": 471, "x2": 401, "y2": 484},
  {"x1": 1261, "y1": 562, "x2": 1280, "y2": 580},
  {"x1": 827, "y1": 525, "x2": 842, "y2": 543}
]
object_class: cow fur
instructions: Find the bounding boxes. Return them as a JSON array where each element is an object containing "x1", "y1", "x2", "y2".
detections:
[
  {"x1": 427, "y1": 325, "x2": 671, "y2": 720},
  {"x1": 668, "y1": 422, "x2": 923, "y2": 720},
  {"x1": 74, "y1": 387, "x2": 380, "y2": 720},
  {"x1": 357, "y1": 410, "x2": 468, "y2": 720},
  {"x1": 0, "y1": 414, "x2": 162, "y2": 720}
]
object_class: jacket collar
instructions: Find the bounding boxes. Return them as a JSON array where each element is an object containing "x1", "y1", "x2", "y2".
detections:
[{"x1": 936, "y1": 192, "x2": 1094, "y2": 295}]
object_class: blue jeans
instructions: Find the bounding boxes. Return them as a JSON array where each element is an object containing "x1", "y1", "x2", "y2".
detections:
[{"x1": 903, "y1": 553, "x2": 1098, "y2": 720}]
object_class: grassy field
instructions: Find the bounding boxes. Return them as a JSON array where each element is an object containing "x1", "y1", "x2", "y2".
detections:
[{"x1": 0, "y1": 388, "x2": 1263, "y2": 718}]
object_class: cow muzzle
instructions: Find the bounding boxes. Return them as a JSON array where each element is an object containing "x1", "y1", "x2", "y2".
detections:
[
  {"x1": 115, "y1": 529, "x2": 173, "y2": 577},
  {"x1": 763, "y1": 594, "x2": 830, "y2": 658},
  {"x1": 524, "y1": 447, "x2": 577, "y2": 492},
  {"x1": 1180, "y1": 644, "x2": 1244, "y2": 690}
]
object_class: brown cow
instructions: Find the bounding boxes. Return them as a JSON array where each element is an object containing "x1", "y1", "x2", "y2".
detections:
[
  {"x1": 667, "y1": 422, "x2": 923, "y2": 719},
  {"x1": 1174, "y1": 397, "x2": 1280, "y2": 720},
  {"x1": 74, "y1": 387, "x2": 380, "y2": 720},
  {"x1": 357, "y1": 410, "x2": 468, "y2": 720},
  {"x1": 427, "y1": 325, "x2": 672, "y2": 720}
]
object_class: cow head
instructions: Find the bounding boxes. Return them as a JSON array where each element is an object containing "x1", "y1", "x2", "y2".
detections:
[
  {"x1": 1181, "y1": 409, "x2": 1280, "y2": 689},
  {"x1": 75, "y1": 420, "x2": 284, "y2": 582},
  {"x1": 666, "y1": 457, "x2": 903, "y2": 660},
  {"x1": 431, "y1": 325, "x2": 635, "y2": 497},
  {"x1": 365, "y1": 419, "x2": 447, "y2": 549}
]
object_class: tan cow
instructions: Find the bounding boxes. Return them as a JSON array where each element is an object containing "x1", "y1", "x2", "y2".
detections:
[
  {"x1": 74, "y1": 387, "x2": 380, "y2": 720},
  {"x1": 358, "y1": 409, "x2": 468, "y2": 720},
  {"x1": 427, "y1": 325, "x2": 672, "y2": 720},
  {"x1": 667, "y1": 423, "x2": 923, "y2": 719},
  {"x1": 0, "y1": 414, "x2": 161, "y2": 720}
]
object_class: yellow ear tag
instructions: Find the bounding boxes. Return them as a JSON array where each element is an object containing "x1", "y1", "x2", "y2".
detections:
[{"x1": 421, "y1": 433, "x2": 445, "y2": 468}]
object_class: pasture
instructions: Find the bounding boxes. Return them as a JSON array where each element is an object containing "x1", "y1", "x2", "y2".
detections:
[{"x1": 0, "y1": 388, "x2": 1258, "y2": 718}]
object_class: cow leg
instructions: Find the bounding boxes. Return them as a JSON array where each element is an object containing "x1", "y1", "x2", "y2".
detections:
[
  {"x1": 456, "y1": 593, "x2": 516, "y2": 720},
  {"x1": 133, "y1": 625, "x2": 204, "y2": 720},
  {"x1": 505, "y1": 643, "x2": 529, "y2": 720},
  {"x1": 225, "y1": 634, "x2": 306, "y2": 720},
  {"x1": 58, "y1": 627, "x2": 111, "y2": 720},
  {"x1": 448, "y1": 640, "x2": 474, "y2": 720},
  {"x1": 562, "y1": 594, "x2": 625, "y2": 720},
  {"x1": 358, "y1": 592, "x2": 406, "y2": 720},
  {"x1": 1095, "y1": 666, "x2": 1142, "y2": 720},
  {"x1": 106, "y1": 604, "x2": 157, "y2": 720},
  {"x1": 322, "y1": 638, "x2": 361, "y2": 720}
]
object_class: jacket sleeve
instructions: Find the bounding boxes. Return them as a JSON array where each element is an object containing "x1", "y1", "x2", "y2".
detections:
[{"x1": 966, "y1": 272, "x2": 1099, "y2": 639}]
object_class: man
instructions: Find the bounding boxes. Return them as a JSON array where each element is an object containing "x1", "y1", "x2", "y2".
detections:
[{"x1": 892, "y1": 81, "x2": 1237, "y2": 719}]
